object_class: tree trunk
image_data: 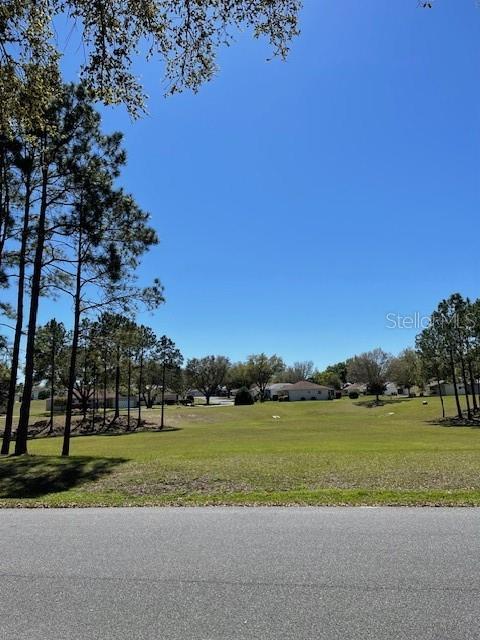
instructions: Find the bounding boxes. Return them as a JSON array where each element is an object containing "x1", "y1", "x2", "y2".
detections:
[
  {"x1": 81, "y1": 349, "x2": 88, "y2": 420},
  {"x1": 449, "y1": 349, "x2": 463, "y2": 420},
  {"x1": 436, "y1": 368, "x2": 445, "y2": 419},
  {"x1": 459, "y1": 354, "x2": 472, "y2": 420},
  {"x1": 15, "y1": 152, "x2": 49, "y2": 455},
  {"x1": 1, "y1": 170, "x2": 31, "y2": 454},
  {"x1": 114, "y1": 345, "x2": 120, "y2": 420},
  {"x1": 137, "y1": 351, "x2": 143, "y2": 425},
  {"x1": 127, "y1": 355, "x2": 131, "y2": 430},
  {"x1": 0, "y1": 142, "x2": 12, "y2": 275},
  {"x1": 82, "y1": 394, "x2": 88, "y2": 420},
  {"x1": 142, "y1": 388, "x2": 153, "y2": 409},
  {"x1": 49, "y1": 325, "x2": 56, "y2": 434},
  {"x1": 160, "y1": 361, "x2": 166, "y2": 430},
  {"x1": 62, "y1": 230, "x2": 83, "y2": 457},
  {"x1": 103, "y1": 358, "x2": 107, "y2": 428},
  {"x1": 205, "y1": 392, "x2": 210, "y2": 406},
  {"x1": 467, "y1": 360, "x2": 478, "y2": 413},
  {"x1": 92, "y1": 364, "x2": 97, "y2": 431}
]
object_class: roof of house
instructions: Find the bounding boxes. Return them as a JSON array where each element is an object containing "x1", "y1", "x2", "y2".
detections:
[
  {"x1": 343, "y1": 382, "x2": 366, "y2": 390},
  {"x1": 267, "y1": 383, "x2": 293, "y2": 391},
  {"x1": 288, "y1": 381, "x2": 333, "y2": 391}
]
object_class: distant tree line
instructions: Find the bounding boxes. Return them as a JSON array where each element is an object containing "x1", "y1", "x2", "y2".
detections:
[
  {"x1": 152, "y1": 294, "x2": 480, "y2": 420},
  {"x1": 315, "y1": 293, "x2": 480, "y2": 419}
]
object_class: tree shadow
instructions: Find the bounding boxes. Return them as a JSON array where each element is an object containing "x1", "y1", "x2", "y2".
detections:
[
  {"x1": 427, "y1": 416, "x2": 480, "y2": 430},
  {"x1": 93, "y1": 426, "x2": 182, "y2": 437},
  {"x1": 0, "y1": 455, "x2": 126, "y2": 498},
  {"x1": 353, "y1": 397, "x2": 414, "y2": 408},
  {"x1": 25, "y1": 417, "x2": 183, "y2": 439}
]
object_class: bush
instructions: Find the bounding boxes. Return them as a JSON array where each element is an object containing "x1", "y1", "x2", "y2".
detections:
[
  {"x1": 348, "y1": 391, "x2": 359, "y2": 399},
  {"x1": 37, "y1": 390, "x2": 50, "y2": 400},
  {"x1": 234, "y1": 387, "x2": 254, "y2": 406}
]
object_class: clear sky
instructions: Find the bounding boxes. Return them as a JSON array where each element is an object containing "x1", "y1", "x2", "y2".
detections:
[{"x1": 36, "y1": 0, "x2": 480, "y2": 369}]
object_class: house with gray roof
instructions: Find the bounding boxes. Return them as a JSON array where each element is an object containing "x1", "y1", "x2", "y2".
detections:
[{"x1": 278, "y1": 381, "x2": 335, "y2": 402}]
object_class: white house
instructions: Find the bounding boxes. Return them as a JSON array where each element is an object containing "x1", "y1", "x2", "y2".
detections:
[
  {"x1": 265, "y1": 383, "x2": 293, "y2": 400},
  {"x1": 279, "y1": 381, "x2": 335, "y2": 402},
  {"x1": 46, "y1": 395, "x2": 139, "y2": 412},
  {"x1": 427, "y1": 381, "x2": 480, "y2": 397},
  {"x1": 31, "y1": 384, "x2": 48, "y2": 400},
  {"x1": 341, "y1": 383, "x2": 367, "y2": 396},
  {"x1": 384, "y1": 382, "x2": 400, "y2": 396}
]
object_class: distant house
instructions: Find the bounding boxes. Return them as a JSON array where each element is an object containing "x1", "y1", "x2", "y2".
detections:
[
  {"x1": 265, "y1": 383, "x2": 293, "y2": 400},
  {"x1": 31, "y1": 384, "x2": 48, "y2": 400},
  {"x1": 384, "y1": 382, "x2": 399, "y2": 396},
  {"x1": 427, "y1": 381, "x2": 480, "y2": 397},
  {"x1": 278, "y1": 381, "x2": 334, "y2": 402},
  {"x1": 17, "y1": 384, "x2": 50, "y2": 402},
  {"x1": 46, "y1": 394, "x2": 139, "y2": 412},
  {"x1": 341, "y1": 383, "x2": 367, "y2": 396},
  {"x1": 186, "y1": 389, "x2": 204, "y2": 398},
  {"x1": 163, "y1": 390, "x2": 180, "y2": 405}
]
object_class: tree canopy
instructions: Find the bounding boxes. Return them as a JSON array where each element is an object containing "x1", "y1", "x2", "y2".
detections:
[{"x1": 0, "y1": 0, "x2": 301, "y2": 117}]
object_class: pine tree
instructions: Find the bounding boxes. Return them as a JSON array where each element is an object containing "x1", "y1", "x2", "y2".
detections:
[
  {"x1": 157, "y1": 336, "x2": 183, "y2": 429},
  {"x1": 33, "y1": 319, "x2": 67, "y2": 433}
]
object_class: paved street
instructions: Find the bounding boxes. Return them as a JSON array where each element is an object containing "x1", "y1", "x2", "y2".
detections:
[{"x1": 1, "y1": 507, "x2": 479, "y2": 639}]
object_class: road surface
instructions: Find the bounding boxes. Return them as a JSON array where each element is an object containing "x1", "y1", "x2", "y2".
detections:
[{"x1": 1, "y1": 507, "x2": 479, "y2": 639}]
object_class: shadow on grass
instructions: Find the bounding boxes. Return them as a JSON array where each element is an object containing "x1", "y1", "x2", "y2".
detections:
[
  {"x1": 0, "y1": 455, "x2": 126, "y2": 498},
  {"x1": 354, "y1": 397, "x2": 414, "y2": 408},
  {"x1": 21, "y1": 420, "x2": 183, "y2": 440},
  {"x1": 427, "y1": 416, "x2": 480, "y2": 430},
  {"x1": 94, "y1": 426, "x2": 182, "y2": 437}
]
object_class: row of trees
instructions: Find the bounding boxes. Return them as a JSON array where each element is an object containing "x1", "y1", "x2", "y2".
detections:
[
  {"x1": 183, "y1": 355, "x2": 341, "y2": 403},
  {"x1": 0, "y1": 84, "x2": 163, "y2": 456},
  {"x1": 185, "y1": 354, "x2": 286, "y2": 404},
  {"x1": 416, "y1": 294, "x2": 480, "y2": 420},
  {"x1": 158, "y1": 354, "x2": 314, "y2": 405},
  {"x1": 31, "y1": 316, "x2": 183, "y2": 434}
]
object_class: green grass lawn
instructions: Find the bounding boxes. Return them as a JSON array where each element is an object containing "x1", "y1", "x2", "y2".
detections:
[{"x1": 1, "y1": 396, "x2": 480, "y2": 507}]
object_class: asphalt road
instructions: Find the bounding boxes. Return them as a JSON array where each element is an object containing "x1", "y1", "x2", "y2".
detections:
[{"x1": 1, "y1": 507, "x2": 479, "y2": 640}]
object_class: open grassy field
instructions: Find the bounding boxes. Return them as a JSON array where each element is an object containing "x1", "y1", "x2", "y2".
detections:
[{"x1": 1, "y1": 395, "x2": 480, "y2": 507}]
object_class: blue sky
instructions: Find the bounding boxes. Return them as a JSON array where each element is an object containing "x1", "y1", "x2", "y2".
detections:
[{"x1": 37, "y1": 0, "x2": 480, "y2": 368}]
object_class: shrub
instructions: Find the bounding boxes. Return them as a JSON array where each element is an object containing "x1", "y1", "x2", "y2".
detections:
[
  {"x1": 348, "y1": 390, "x2": 359, "y2": 399},
  {"x1": 38, "y1": 389, "x2": 50, "y2": 400},
  {"x1": 234, "y1": 387, "x2": 254, "y2": 406}
]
